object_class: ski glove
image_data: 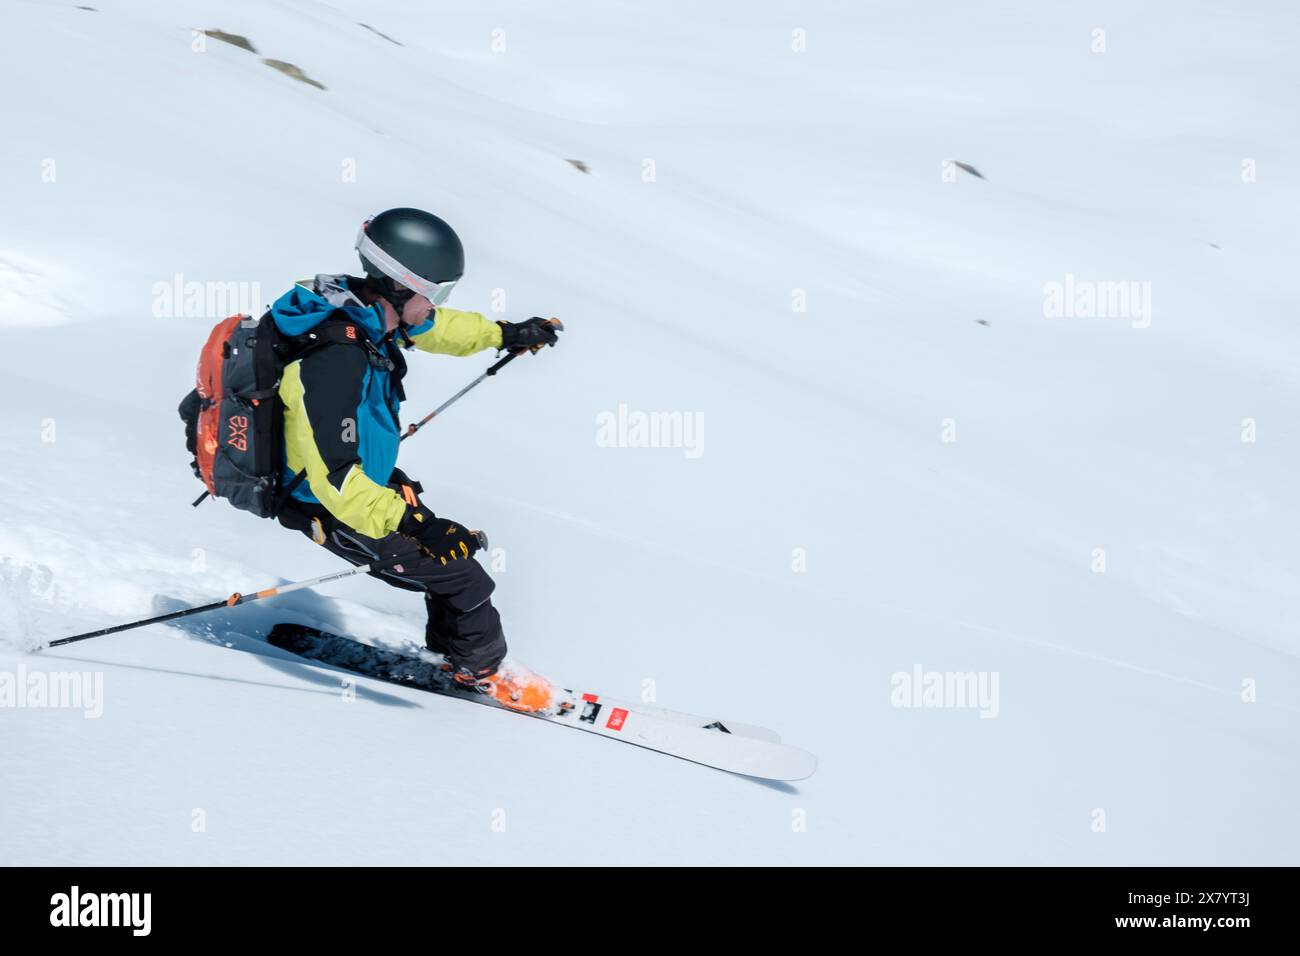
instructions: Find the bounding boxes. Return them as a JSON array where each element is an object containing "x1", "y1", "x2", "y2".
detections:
[
  {"x1": 499, "y1": 317, "x2": 561, "y2": 350},
  {"x1": 398, "y1": 505, "x2": 487, "y2": 564}
]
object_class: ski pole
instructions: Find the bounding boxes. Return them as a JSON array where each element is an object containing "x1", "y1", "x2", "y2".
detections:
[
  {"x1": 402, "y1": 318, "x2": 564, "y2": 440},
  {"x1": 43, "y1": 534, "x2": 489, "y2": 650}
]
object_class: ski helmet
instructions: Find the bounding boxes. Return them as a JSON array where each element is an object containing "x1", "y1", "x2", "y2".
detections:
[{"x1": 355, "y1": 207, "x2": 464, "y2": 306}]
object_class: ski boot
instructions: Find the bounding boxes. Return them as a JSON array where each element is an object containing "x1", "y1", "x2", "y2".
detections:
[{"x1": 450, "y1": 662, "x2": 555, "y2": 713}]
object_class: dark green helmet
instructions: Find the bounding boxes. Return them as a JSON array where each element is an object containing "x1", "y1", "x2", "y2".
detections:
[{"x1": 355, "y1": 207, "x2": 464, "y2": 305}]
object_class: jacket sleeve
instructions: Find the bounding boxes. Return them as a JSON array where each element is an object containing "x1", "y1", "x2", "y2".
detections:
[
  {"x1": 406, "y1": 307, "x2": 503, "y2": 356},
  {"x1": 278, "y1": 344, "x2": 407, "y2": 538}
]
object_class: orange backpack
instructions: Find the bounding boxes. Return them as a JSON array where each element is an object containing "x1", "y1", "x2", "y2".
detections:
[{"x1": 179, "y1": 313, "x2": 291, "y2": 517}]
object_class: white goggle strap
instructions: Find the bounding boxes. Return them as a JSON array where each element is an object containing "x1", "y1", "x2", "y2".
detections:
[{"x1": 355, "y1": 223, "x2": 457, "y2": 306}]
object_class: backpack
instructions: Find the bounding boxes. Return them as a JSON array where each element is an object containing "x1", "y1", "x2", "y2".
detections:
[{"x1": 179, "y1": 311, "x2": 386, "y2": 518}]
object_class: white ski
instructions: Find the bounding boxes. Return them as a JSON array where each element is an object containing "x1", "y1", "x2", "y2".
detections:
[
  {"x1": 266, "y1": 624, "x2": 815, "y2": 781},
  {"x1": 543, "y1": 690, "x2": 815, "y2": 780}
]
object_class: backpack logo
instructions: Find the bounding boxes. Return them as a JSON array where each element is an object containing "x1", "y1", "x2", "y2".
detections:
[
  {"x1": 226, "y1": 414, "x2": 250, "y2": 452},
  {"x1": 345, "y1": 325, "x2": 357, "y2": 340}
]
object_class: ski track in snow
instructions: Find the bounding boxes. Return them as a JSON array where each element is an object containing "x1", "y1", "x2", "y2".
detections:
[{"x1": 445, "y1": 476, "x2": 1295, "y2": 709}]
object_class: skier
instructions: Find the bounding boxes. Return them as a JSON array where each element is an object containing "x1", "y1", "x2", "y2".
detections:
[{"x1": 272, "y1": 207, "x2": 561, "y2": 711}]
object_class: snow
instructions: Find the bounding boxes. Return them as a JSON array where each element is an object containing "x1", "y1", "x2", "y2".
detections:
[{"x1": 1, "y1": 0, "x2": 1297, "y2": 864}]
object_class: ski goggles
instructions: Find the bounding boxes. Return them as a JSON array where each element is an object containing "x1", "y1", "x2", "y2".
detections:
[{"x1": 355, "y1": 220, "x2": 459, "y2": 306}]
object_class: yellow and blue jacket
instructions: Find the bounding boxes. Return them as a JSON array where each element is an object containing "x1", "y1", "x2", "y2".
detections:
[{"x1": 271, "y1": 274, "x2": 501, "y2": 538}]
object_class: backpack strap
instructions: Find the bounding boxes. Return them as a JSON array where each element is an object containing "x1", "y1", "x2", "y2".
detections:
[
  {"x1": 272, "y1": 315, "x2": 393, "y2": 516},
  {"x1": 278, "y1": 468, "x2": 310, "y2": 506}
]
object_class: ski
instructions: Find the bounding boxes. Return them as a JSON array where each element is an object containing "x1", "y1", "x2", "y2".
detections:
[
  {"x1": 266, "y1": 623, "x2": 815, "y2": 781},
  {"x1": 265, "y1": 623, "x2": 779, "y2": 741}
]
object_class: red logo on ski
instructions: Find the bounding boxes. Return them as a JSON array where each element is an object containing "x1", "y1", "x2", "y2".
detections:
[
  {"x1": 582, "y1": 693, "x2": 599, "y2": 703},
  {"x1": 605, "y1": 707, "x2": 628, "y2": 731}
]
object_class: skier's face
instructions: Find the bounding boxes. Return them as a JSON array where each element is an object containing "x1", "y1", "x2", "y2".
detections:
[
  {"x1": 373, "y1": 280, "x2": 432, "y2": 331},
  {"x1": 400, "y1": 293, "x2": 434, "y2": 327}
]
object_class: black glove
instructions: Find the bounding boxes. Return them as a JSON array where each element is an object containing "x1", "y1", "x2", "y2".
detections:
[
  {"x1": 499, "y1": 317, "x2": 561, "y2": 350},
  {"x1": 398, "y1": 505, "x2": 487, "y2": 564}
]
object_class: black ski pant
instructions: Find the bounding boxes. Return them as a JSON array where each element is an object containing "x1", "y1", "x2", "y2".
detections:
[{"x1": 278, "y1": 502, "x2": 507, "y2": 675}]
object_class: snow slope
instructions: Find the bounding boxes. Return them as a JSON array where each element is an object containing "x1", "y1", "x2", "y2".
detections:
[{"x1": 1, "y1": 0, "x2": 1297, "y2": 864}]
